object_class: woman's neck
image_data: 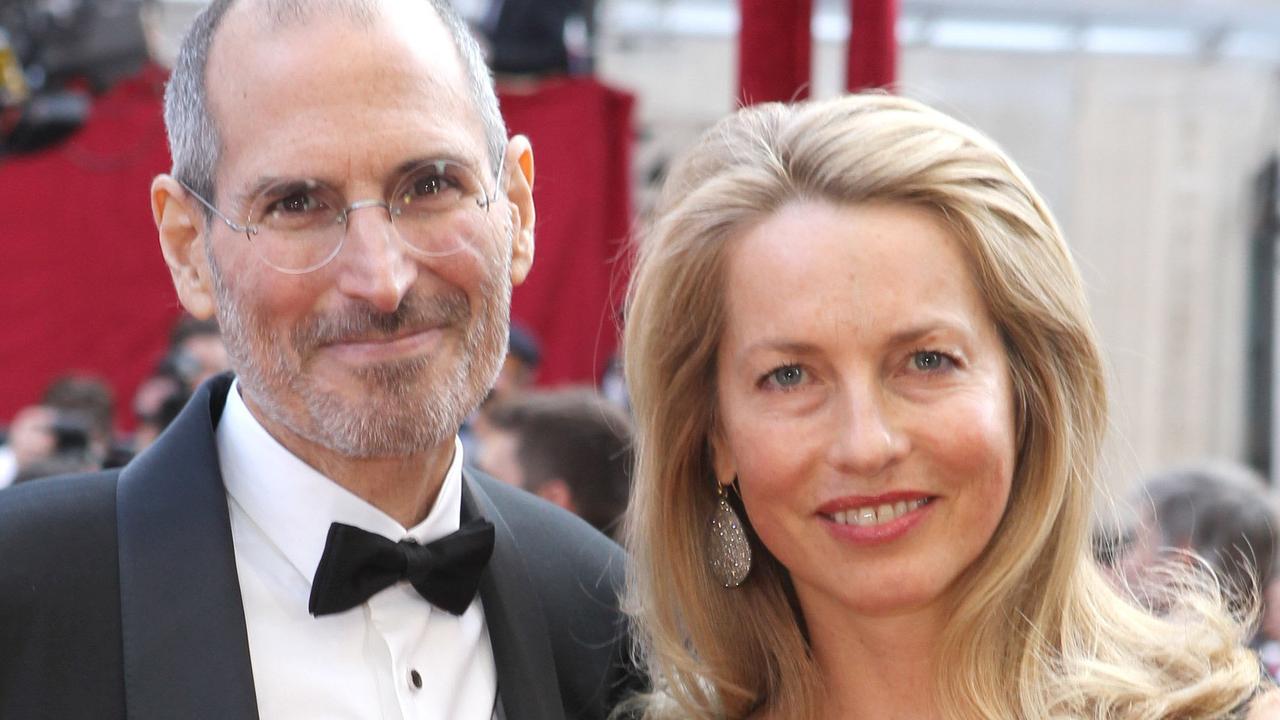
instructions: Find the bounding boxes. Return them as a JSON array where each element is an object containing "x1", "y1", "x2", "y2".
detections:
[{"x1": 805, "y1": 600, "x2": 946, "y2": 720}]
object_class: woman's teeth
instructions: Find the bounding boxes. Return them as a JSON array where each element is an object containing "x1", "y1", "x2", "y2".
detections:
[{"x1": 829, "y1": 498, "x2": 929, "y2": 526}]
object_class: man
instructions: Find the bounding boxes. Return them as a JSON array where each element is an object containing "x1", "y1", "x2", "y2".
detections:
[
  {"x1": 476, "y1": 388, "x2": 632, "y2": 541},
  {"x1": 0, "y1": 1, "x2": 637, "y2": 718},
  {"x1": 1118, "y1": 460, "x2": 1277, "y2": 616}
]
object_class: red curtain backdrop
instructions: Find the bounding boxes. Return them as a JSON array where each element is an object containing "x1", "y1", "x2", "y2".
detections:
[
  {"x1": 0, "y1": 69, "x2": 633, "y2": 428},
  {"x1": 737, "y1": 0, "x2": 897, "y2": 104},
  {"x1": 0, "y1": 65, "x2": 178, "y2": 431},
  {"x1": 847, "y1": 0, "x2": 898, "y2": 92},
  {"x1": 498, "y1": 77, "x2": 634, "y2": 387},
  {"x1": 738, "y1": 0, "x2": 813, "y2": 105}
]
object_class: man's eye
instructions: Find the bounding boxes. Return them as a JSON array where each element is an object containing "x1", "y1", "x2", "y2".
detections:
[
  {"x1": 411, "y1": 174, "x2": 447, "y2": 196},
  {"x1": 264, "y1": 191, "x2": 327, "y2": 217},
  {"x1": 278, "y1": 193, "x2": 319, "y2": 213},
  {"x1": 398, "y1": 165, "x2": 467, "y2": 213}
]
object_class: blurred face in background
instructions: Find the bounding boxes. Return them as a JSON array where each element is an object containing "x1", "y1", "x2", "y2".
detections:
[
  {"x1": 176, "y1": 333, "x2": 229, "y2": 386},
  {"x1": 7, "y1": 405, "x2": 55, "y2": 466},
  {"x1": 712, "y1": 201, "x2": 1017, "y2": 634},
  {"x1": 475, "y1": 425, "x2": 525, "y2": 488}
]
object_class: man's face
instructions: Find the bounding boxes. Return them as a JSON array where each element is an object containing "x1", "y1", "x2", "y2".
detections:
[{"x1": 197, "y1": 3, "x2": 524, "y2": 458}]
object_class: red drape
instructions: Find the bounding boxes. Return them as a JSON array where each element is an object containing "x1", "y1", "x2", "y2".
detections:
[
  {"x1": 498, "y1": 77, "x2": 634, "y2": 387},
  {"x1": 737, "y1": 0, "x2": 897, "y2": 105},
  {"x1": 847, "y1": 0, "x2": 898, "y2": 91},
  {"x1": 0, "y1": 69, "x2": 633, "y2": 428},
  {"x1": 0, "y1": 65, "x2": 178, "y2": 430},
  {"x1": 737, "y1": 0, "x2": 813, "y2": 105}
]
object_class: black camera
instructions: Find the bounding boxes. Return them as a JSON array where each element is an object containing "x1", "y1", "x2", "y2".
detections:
[
  {"x1": 49, "y1": 409, "x2": 91, "y2": 456},
  {"x1": 1, "y1": 0, "x2": 148, "y2": 155}
]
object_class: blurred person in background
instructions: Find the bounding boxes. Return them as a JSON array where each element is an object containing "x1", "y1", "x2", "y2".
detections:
[
  {"x1": 131, "y1": 377, "x2": 191, "y2": 452},
  {"x1": 0, "y1": 404, "x2": 55, "y2": 488},
  {"x1": 477, "y1": 388, "x2": 632, "y2": 541},
  {"x1": 10, "y1": 409, "x2": 100, "y2": 484},
  {"x1": 1119, "y1": 460, "x2": 1278, "y2": 621},
  {"x1": 130, "y1": 314, "x2": 227, "y2": 451},
  {"x1": 462, "y1": 323, "x2": 541, "y2": 457},
  {"x1": 489, "y1": 322, "x2": 541, "y2": 406},
  {"x1": 0, "y1": 400, "x2": 106, "y2": 486},
  {"x1": 167, "y1": 314, "x2": 230, "y2": 388},
  {"x1": 41, "y1": 372, "x2": 131, "y2": 468}
]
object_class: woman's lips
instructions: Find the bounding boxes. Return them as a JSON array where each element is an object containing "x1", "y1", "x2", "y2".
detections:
[{"x1": 817, "y1": 492, "x2": 936, "y2": 544}]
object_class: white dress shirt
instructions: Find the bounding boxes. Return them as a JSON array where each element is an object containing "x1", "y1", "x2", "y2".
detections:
[
  {"x1": 0, "y1": 445, "x2": 16, "y2": 489},
  {"x1": 217, "y1": 381, "x2": 498, "y2": 719}
]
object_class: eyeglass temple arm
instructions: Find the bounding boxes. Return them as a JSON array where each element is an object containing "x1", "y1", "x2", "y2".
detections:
[
  {"x1": 178, "y1": 180, "x2": 253, "y2": 234},
  {"x1": 481, "y1": 153, "x2": 507, "y2": 210}
]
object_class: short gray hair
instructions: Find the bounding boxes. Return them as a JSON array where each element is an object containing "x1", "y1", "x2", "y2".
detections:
[
  {"x1": 1142, "y1": 461, "x2": 1279, "y2": 595},
  {"x1": 164, "y1": 0, "x2": 507, "y2": 210}
]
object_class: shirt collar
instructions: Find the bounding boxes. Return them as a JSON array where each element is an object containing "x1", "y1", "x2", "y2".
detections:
[{"x1": 217, "y1": 379, "x2": 466, "y2": 587}]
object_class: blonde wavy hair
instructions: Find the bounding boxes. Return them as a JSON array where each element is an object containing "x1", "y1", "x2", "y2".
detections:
[{"x1": 621, "y1": 94, "x2": 1262, "y2": 719}]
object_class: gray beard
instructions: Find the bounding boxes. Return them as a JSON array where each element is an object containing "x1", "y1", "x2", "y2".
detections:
[{"x1": 208, "y1": 248, "x2": 511, "y2": 459}]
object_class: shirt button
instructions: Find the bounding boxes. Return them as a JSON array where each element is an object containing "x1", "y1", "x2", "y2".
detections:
[{"x1": 409, "y1": 668, "x2": 423, "y2": 690}]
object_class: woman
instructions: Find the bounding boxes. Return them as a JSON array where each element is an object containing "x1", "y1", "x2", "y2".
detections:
[{"x1": 621, "y1": 94, "x2": 1271, "y2": 719}]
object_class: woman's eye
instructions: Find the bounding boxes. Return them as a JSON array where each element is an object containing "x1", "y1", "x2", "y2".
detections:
[
  {"x1": 765, "y1": 365, "x2": 806, "y2": 389},
  {"x1": 911, "y1": 351, "x2": 953, "y2": 372}
]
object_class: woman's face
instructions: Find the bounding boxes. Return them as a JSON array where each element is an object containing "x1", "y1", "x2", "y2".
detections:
[{"x1": 713, "y1": 201, "x2": 1017, "y2": 627}]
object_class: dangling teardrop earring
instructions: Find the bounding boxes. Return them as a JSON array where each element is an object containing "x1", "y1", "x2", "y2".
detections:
[{"x1": 706, "y1": 479, "x2": 752, "y2": 588}]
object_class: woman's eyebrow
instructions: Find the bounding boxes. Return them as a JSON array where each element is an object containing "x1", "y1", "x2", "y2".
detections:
[
  {"x1": 885, "y1": 319, "x2": 973, "y2": 347},
  {"x1": 737, "y1": 340, "x2": 822, "y2": 362}
]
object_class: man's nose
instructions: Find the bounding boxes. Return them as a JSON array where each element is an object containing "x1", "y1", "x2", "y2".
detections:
[{"x1": 333, "y1": 202, "x2": 418, "y2": 313}]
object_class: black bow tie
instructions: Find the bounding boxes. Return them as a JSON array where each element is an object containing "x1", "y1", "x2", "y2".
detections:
[{"x1": 308, "y1": 519, "x2": 495, "y2": 617}]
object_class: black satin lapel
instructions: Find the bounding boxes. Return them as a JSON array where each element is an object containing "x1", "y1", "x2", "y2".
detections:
[
  {"x1": 117, "y1": 374, "x2": 259, "y2": 720},
  {"x1": 463, "y1": 472, "x2": 564, "y2": 720}
]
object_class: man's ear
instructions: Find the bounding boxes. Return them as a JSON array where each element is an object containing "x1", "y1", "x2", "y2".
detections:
[
  {"x1": 503, "y1": 135, "x2": 535, "y2": 286},
  {"x1": 152, "y1": 174, "x2": 216, "y2": 319}
]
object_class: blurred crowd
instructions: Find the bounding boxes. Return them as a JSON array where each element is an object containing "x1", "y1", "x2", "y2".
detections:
[{"x1": 0, "y1": 315, "x2": 228, "y2": 486}]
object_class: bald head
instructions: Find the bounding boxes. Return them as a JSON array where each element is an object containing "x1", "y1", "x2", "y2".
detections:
[{"x1": 163, "y1": 0, "x2": 506, "y2": 209}]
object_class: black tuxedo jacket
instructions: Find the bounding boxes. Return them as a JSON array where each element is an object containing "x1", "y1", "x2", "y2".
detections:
[{"x1": 0, "y1": 375, "x2": 638, "y2": 719}]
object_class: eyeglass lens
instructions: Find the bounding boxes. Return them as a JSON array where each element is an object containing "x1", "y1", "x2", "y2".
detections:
[{"x1": 243, "y1": 159, "x2": 494, "y2": 274}]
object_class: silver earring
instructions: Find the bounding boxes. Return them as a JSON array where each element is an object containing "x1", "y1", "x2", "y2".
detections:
[{"x1": 707, "y1": 480, "x2": 752, "y2": 588}]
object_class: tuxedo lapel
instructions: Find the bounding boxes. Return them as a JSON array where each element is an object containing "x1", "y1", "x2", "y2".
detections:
[
  {"x1": 116, "y1": 375, "x2": 259, "y2": 720},
  {"x1": 463, "y1": 471, "x2": 565, "y2": 720}
]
